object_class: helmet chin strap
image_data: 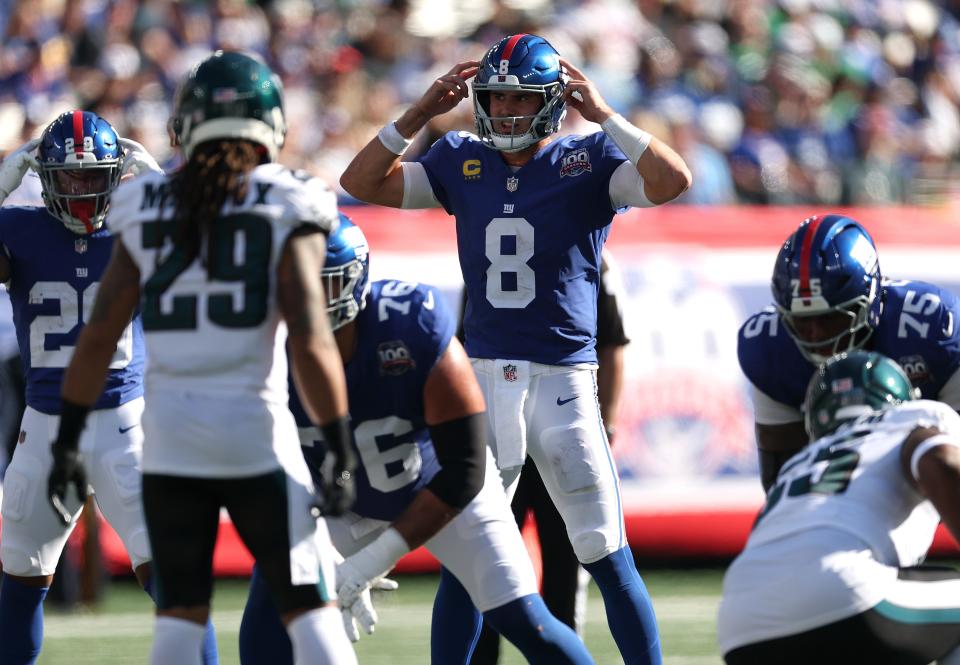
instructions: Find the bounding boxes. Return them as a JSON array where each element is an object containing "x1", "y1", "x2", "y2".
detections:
[{"x1": 66, "y1": 200, "x2": 97, "y2": 233}]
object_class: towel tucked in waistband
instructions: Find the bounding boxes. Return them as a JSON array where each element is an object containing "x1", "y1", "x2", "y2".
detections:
[{"x1": 491, "y1": 359, "x2": 530, "y2": 469}]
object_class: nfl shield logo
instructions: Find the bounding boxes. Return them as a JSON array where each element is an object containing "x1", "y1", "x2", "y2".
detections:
[
  {"x1": 506, "y1": 177, "x2": 518, "y2": 192},
  {"x1": 74, "y1": 238, "x2": 88, "y2": 254},
  {"x1": 503, "y1": 364, "x2": 518, "y2": 382}
]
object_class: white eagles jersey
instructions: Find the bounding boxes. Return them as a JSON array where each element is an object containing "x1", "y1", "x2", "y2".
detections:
[
  {"x1": 106, "y1": 164, "x2": 338, "y2": 477},
  {"x1": 748, "y1": 399, "x2": 959, "y2": 567}
]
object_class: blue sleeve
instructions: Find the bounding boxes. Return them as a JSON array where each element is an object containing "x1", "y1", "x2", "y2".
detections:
[
  {"x1": 594, "y1": 134, "x2": 630, "y2": 217},
  {"x1": 412, "y1": 284, "x2": 456, "y2": 370},
  {"x1": 737, "y1": 309, "x2": 808, "y2": 407},
  {"x1": 418, "y1": 132, "x2": 467, "y2": 215},
  {"x1": 926, "y1": 286, "x2": 960, "y2": 392},
  {"x1": 876, "y1": 282, "x2": 960, "y2": 398},
  {"x1": 0, "y1": 208, "x2": 26, "y2": 252},
  {"x1": 599, "y1": 132, "x2": 629, "y2": 166},
  {"x1": 737, "y1": 315, "x2": 774, "y2": 394}
]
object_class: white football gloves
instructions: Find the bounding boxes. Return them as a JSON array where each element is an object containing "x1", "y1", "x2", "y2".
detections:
[
  {"x1": 334, "y1": 527, "x2": 409, "y2": 642},
  {"x1": 337, "y1": 569, "x2": 399, "y2": 642},
  {"x1": 0, "y1": 139, "x2": 40, "y2": 205},
  {"x1": 119, "y1": 138, "x2": 163, "y2": 178}
]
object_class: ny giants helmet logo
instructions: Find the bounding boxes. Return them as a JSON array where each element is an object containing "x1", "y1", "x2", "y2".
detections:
[
  {"x1": 560, "y1": 149, "x2": 592, "y2": 178},
  {"x1": 378, "y1": 341, "x2": 415, "y2": 376}
]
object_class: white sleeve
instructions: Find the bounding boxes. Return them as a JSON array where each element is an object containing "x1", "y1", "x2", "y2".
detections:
[
  {"x1": 937, "y1": 367, "x2": 960, "y2": 411},
  {"x1": 608, "y1": 160, "x2": 655, "y2": 210},
  {"x1": 104, "y1": 177, "x2": 139, "y2": 238},
  {"x1": 400, "y1": 162, "x2": 441, "y2": 209},
  {"x1": 750, "y1": 384, "x2": 803, "y2": 425},
  {"x1": 288, "y1": 176, "x2": 339, "y2": 234}
]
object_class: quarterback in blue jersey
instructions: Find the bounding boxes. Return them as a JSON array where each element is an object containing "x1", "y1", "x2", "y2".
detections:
[
  {"x1": 238, "y1": 216, "x2": 595, "y2": 665},
  {"x1": 341, "y1": 33, "x2": 691, "y2": 664},
  {"x1": 0, "y1": 111, "x2": 217, "y2": 665},
  {"x1": 737, "y1": 214, "x2": 960, "y2": 490}
]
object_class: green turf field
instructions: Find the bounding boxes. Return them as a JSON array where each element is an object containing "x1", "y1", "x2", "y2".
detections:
[{"x1": 36, "y1": 567, "x2": 725, "y2": 664}]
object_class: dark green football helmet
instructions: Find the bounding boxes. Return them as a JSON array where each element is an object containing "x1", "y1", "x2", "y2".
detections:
[
  {"x1": 168, "y1": 50, "x2": 286, "y2": 160},
  {"x1": 804, "y1": 351, "x2": 919, "y2": 440}
]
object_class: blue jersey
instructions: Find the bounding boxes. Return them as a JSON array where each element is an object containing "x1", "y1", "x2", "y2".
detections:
[
  {"x1": 419, "y1": 131, "x2": 628, "y2": 365},
  {"x1": 290, "y1": 280, "x2": 453, "y2": 521},
  {"x1": 0, "y1": 207, "x2": 145, "y2": 414},
  {"x1": 738, "y1": 280, "x2": 960, "y2": 409}
]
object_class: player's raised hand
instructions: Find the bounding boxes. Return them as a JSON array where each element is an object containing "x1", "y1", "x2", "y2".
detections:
[
  {"x1": 560, "y1": 59, "x2": 615, "y2": 125},
  {"x1": 0, "y1": 138, "x2": 40, "y2": 204},
  {"x1": 119, "y1": 138, "x2": 163, "y2": 178},
  {"x1": 413, "y1": 61, "x2": 480, "y2": 119}
]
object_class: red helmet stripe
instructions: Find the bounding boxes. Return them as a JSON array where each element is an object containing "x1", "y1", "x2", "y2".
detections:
[
  {"x1": 72, "y1": 110, "x2": 84, "y2": 155},
  {"x1": 798, "y1": 216, "x2": 823, "y2": 296},
  {"x1": 501, "y1": 34, "x2": 527, "y2": 63}
]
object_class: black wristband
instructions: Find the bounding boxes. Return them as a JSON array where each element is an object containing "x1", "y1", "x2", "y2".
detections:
[
  {"x1": 55, "y1": 399, "x2": 91, "y2": 452},
  {"x1": 320, "y1": 415, "x2": 357, "y2": 473}
]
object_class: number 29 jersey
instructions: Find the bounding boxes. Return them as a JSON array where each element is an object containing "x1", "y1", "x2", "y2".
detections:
[
  {"x1": 0, "y1": 206, "x2": 144, "y2": 414},
  {"x1": 107, "y1": 164, "x2": 339, "y2": 477},
  {"x1": 749, "y1": 400, "x2": 960, "y2": 567},
  {"x1": 418, "y1": 131, "x2": 628, "y2": 366},
  {"x1": 289, "y1": 280, "x2": 451, "y2": 521},
  {"x1": 109, "y1": 164, "x2": 338, "y2": 399}
]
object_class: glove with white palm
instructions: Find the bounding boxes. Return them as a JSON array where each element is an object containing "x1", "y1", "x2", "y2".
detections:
[
  {"x1": 338, "y1": 571, "x2": 399, "y2": 642},
  {"x1": 335, "y1": 528, "x2": 408, "y2": 641},
  {"x1": 118, "y1": 138, "x2": 162, "y2": 178}
]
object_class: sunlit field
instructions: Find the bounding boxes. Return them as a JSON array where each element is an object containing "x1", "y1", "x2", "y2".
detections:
[{"x1": 36, "y1": 567, "x2": 725, "y2": 665}]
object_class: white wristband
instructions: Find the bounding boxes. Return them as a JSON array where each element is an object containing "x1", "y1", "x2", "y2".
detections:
[
  {"x1": 910, "y1": 433, "x2": 960, "y2": 481},
  {"x1": 350, "y1": 527, "x2": 410, "y2": 581},
  {"x1": 377, "y1": 122, "x2": 413, "y2": 156},
  {"x1": 601, "y1": 114, "x2": 652, "y2": 167}
]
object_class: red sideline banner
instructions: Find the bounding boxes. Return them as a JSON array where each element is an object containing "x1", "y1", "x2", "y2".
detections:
[
  {"x1": 350, "y1": 204, "x2": 960, "y2": 562},
  {"x1": 9, "y1": 206, "x2": 960, "y2": 576}
]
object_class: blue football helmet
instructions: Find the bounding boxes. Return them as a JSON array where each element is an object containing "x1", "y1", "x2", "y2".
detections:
[
  {"x1": 772, "y1": 214, "x2": 882, "y2": 364},
  {"x1": 473, "y1": 34, "x2": 567, "y2": 152},
  {"x1": 323, "y1": 214, "x2": 370, "y2": 331},
  {"x1": 37, "y1": 110, "x2": 122, "y2": 234}
]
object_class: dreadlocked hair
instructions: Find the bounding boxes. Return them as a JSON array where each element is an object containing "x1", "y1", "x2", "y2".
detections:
[{"x1": 169, "y1": 140, "x2": 262, "y2": 271}]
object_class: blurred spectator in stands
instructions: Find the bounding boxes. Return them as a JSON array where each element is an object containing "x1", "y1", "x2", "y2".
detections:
[
  {"x1": 2, "y1": 0, "x2": 960, "y2": 205},
  {"x1": 650, "y1": 96, "x2": 736, "y2": 205}
]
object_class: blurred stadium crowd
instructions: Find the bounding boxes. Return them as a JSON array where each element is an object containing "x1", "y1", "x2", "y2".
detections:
[{"x1": 4, "y1": 0, "x2": 960, "y2": 207}]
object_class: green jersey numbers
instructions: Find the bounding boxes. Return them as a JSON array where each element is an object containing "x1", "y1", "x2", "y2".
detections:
[
  {"x1": 756, "y1": 429, "x2": 865, "y2": 526},
  {"x1": 142, "y1": 214, "x2": 272, "y2": 331}
]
